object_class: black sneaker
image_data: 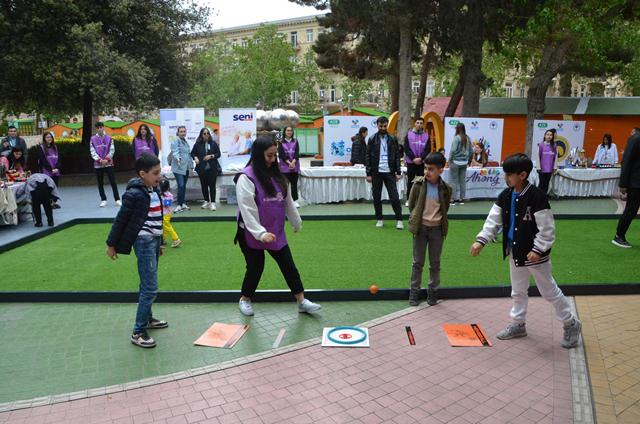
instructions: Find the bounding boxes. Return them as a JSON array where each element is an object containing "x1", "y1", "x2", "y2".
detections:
[
  {"x1": 408, "y1": 291, "x2": 420, "y2": 306},
  {"x1": 612, "y1": 235, "x2": 632, "y2": 249},
  {"x1": 426, "y1": 289, "x2": 438, "y2": 306},
  {"x1": 131, "y1": 332, "x2": 156, "y2": 348},
  {"x1": 146, "y1": 318, "x2": 169, "y2": 329}
]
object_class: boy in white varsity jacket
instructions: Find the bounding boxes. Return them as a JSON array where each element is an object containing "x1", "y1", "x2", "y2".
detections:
[{"x1": 469, "y1": 153, "x2": 582, "y2": 348}]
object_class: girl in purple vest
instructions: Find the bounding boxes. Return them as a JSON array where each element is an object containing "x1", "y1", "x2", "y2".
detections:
[
  {"x1": 132, "y1": 124, "x2": 159, "y2": 160},
  {"x1": 537, "y1": 129, "x2": 558, "y2": 194},
  {"x1": 278, "y1": 126, "x2": 301, "y2": 208},
  {"x1": 38, "y1": 132, "x2": 61, "y2": 208},
  {"x1": 90, "y1": 122, "x2": 121, "y2": 207},
  {"x1": 234, "y1": 135, "x2": 321, "y2": 316}
]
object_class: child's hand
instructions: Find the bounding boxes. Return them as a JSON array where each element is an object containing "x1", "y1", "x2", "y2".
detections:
[
  {"x1": 469, "y1": 242, "x2": 484, "y2": 256},
  {"x1": 262, "y1": 232, "x2": 276, "y2": 243},
  {"x1": 106, "y1": 246, "x2": 118, "y2": 260},
  {"x1": 527, "y1": 251, "x2": 541, "y2": 262}
]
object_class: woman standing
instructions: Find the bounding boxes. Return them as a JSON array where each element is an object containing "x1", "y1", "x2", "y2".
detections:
[
  {"x1": 191, "y1": 127, "x2": 221, "y2": 211},
  {"x1": 537, "y1": 129, "x2": 558, "y2": 194},
  {"x1": 350, "y1": 126, "x2": 368, "y2": 165},
  {"x1": 234, "y1": 136, "x2": 321, "y2": 316},
  {"x1": 278, "y1": 126, "x2": 301, "y2": 208},
  {"x1": 38, "y1": 132, "x2": 61, "y2": 208},
  {"x1": 593, "y1": 133, "x2": 618, "y2": 166},
  {"x1": 448, "y1": 123, "x2": 472, "y2": 204},
  {"x1": 132, "y1": 124, "x2": 159, "y2": 160},
  {"x1": 170, "y1": 126, "x2": 192, "y2": 212}
]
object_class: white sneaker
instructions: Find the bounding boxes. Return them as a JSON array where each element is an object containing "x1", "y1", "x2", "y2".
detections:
[
  {"x1": 209, "y1": 202, "x2": 217, "y2": 211},
  {"x1": 396, "y1": 220, "x2": 404, "y2": 230},
  {"x1": 293, "y1": 201, "x2": 300, "y2": 208},
  {"x1": 182, "y1": 204, "x2": 190, "y2": 210},
  {"x1": 239, "y1": 299, "x2": 254, "y2": 316},
  {"x1": 201, "y1": 202, "x2": 210, "y2": 209},
  {"x1": 99, "y1": 200, "x2": 107, "y2": 207},
  {"x1": 375, "y1": 220, "x2": 384, "y2": 228},
  {"x1": 298, "y1": 299, "x2": 321, "y2": 314},
  {"x1": 115, "y1": 200, "x2": 122, "y2": 207},
  {"x1": 405, "y1": 201, "x2": 409, "y2": 207},
  {"x1": 173, "y1": 205, "x2": 183, "y2": 213}
]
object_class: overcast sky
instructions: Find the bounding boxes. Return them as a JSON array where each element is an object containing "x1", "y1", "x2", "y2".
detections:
[{"x1": 200, "y1": 0, "x2": 326, "y2": 30}]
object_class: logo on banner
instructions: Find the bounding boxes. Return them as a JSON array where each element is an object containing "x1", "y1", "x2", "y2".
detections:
[
  {"x1": 537, "y1": 123, "x2": 548, "y2": 128},
  {"x1": 233, "y1": 113, "x2": 254, "y2": 121},
  {"x1": 489, "y1": 121, "x2": 498, "y2": 130},
  {"x1": 350, "y1": 119, "x2": 360, "y2": 128},
  {"x1": 573, "y1": 124, "x2": 582, "y2": 132},
  {"x1": 555, "y1": 137, "x2": 570, "y2": 162},
  {"x1": 331, "y1": 140, "x2": 346, "y2": 156},
  {"x1": 466, "y1": 168, "x2": 502, "y2": 186},
  {"x1": 371, "y1": 118, "x2": 378, "y2": 126},
  {"x1": 328, "y1": 119, "x2": 340, "y2": 126},
  {"x1": 470, "y1": 121, "x2": 479, "y2": 130},
  {"x1": 556, "y1": 123, "x2": 564, "y2": 132},
  {"x1": 449, "y1": 120, "x2": 459, "y2": 126}
]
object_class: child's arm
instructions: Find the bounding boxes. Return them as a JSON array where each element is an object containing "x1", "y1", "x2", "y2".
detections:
[
  {"x1": 470, "y1": 203, "x2": 503, "y2": 255},
  {"x1": 105, "y1": 192, "x2": 135, "y2": 255},
  {"x1": 531, "y1": 204, "x2": 555, "y2": 256}
]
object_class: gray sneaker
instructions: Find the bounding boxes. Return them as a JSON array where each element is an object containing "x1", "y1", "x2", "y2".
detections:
[
  {"x1": 562, "y1": 318, "x2": 582, "y2": 348},
  {"x1": 298, "y1": 299, "x2": 321, "y2": 314},
  {"x1": 239, "y1": 299, "x2": 254, "y2": 316},
  {"x1": 496, "y1": 323, "x2": 527, "y2": 340}
]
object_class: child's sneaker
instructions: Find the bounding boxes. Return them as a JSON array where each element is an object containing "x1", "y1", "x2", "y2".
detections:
[
  {"x1": 181, "y1": 203, "x2": 190, "y2": 211},
  {"x1": 131, "y1": 332, "x2": 156, "y2": 348},
  {"x1": 496, "y1": 323, "x2": 527, "y2": 340},
  {"x1": 171, "y1": 239, "x2": 182, "y2": 248},
  {"x1": 612, "y1": 235, "x2": 632, "y2": 248},
  {"x1": 173, "y1": 205, "x2": 183, "y2": 213},
  {"x1": 562, "y1": 318, "x2": 582, "y2": 348},
  {"x1": 146, "y1": 318, "x2": 168, "y2": 329},
  {"x1": 426, "y1": 289, "x2": 438, "y2": 306},
  {"x1": 298, "y1": 299, "x2": 321, "y2": 313},
  {"x1": 375, "y1": 220, "x2": 384, "y2": 228},
  {"x1": 239, "y1": 299, "x2": 254, "y2": 316}
]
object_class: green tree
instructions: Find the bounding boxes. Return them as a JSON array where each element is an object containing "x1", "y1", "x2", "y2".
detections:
[
  {"x1": 340, "y1": 77, "x2": 373, "y2": 108},
  {"x1": 295, "y1": 48, "x2": 329, "y2": 114},
  {"x1": 0, "y1": 0, "x2": 208, "y2": 143}
]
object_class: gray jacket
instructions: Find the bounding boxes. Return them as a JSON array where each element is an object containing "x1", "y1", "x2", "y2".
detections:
[{"x1": 449, "y1": 135, "x2": 472, "y2": 165}]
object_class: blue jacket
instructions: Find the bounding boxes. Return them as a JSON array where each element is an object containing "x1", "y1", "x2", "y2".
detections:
[
  {"x1": 171, "y1": 137, "x2": 192, "y2": 175},
  {"x1": 106, "y1": 178, "x2": 162, "y2": 254}
]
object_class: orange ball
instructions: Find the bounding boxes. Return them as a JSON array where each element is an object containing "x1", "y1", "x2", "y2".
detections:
[{"x1": 369, "y1": 284, "x2": 379, "y2": 295}]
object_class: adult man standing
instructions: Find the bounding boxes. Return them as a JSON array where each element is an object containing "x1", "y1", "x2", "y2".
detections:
[
  {"x1": 612, "y1": 129, "x2": 640, "y2": 248},
  {"x1": 403, "y1": 117, "x2": 430, "y2": 205},
  {"x1": 365, "y1": 116, "x2": 403, "y2": 229},
  {"x1": 1, "y1": 125, "x2": 28, "y2": 162},
  {"x1": 90, "y1": 122, "x2": 121, "y2": 207}
]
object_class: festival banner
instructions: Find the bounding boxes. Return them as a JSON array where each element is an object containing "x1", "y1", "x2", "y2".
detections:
[
  {"x1": 444, "y1": 117, "x2": 504, "y2": 163},
  {"x1": 219, "y1": 108, "x2": 257, "y2": 171},
  {"x1": 532, "y1": 120, "x2": 586, "y2": 167},
  {"x1": 323, "y1": 115, "x2": 382, "y2": 165},
  {"x1": 159, "y1": 108, "x2": 205, "y2": 167}
]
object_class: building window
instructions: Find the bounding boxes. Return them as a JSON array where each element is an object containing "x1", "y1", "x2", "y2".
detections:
[
  {"x1": 291, "y1": 91, "x2": 299, "y2": 104},
  {"x1": 520, "y1": 88, "x2": 526, "y2": 97},
  {"x1": 319, "y1": 88, "x2": 325, "y2": 100},
  {"x1": 426, "y1": 80, "x2": 435, "y2": 97},
  {"x1": 291, "y1": 31, "x2": 298, "y2": 47},
  {"x1": 505, "y1": 82, "x2": 513, "y2": 98},
  {"x1": 306, "y1": 29, "x2": 313, "y2": 42},
  {"x1": 241, "y1": 38, "x2": 248, "y2": 48},
  {"x1": 231, "y1": 39, "x2": 237, "y2": 47},
  {"x1": 329, "y1": 85, "x2": 336, "y2": 103},
  {"x1": 411, "y1": 80, "x2": 420, "y2": 94}
]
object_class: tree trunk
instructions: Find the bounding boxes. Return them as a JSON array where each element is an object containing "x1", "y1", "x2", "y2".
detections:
[
  {"x1": 82, "y1": 87, "x2": 93, "y2": 145},
  {"x1": 461, "y1": 1, "x2": 484, "y2": 117},
  {"x1": 559, "y1": 73, "x2": 572, "y2": 96},
  {"x1": 445, "y1": 69, "x2": 465, "y2": 118},
  {"x1": 413, "y1": 37, "x2": 434, "y2": 119},
  {"x1": 389, "y1": 58, "x2": 400, "y2": 113},
  {"x1": 524, "y1": 39, "x2": 574, "y2": 156},
  {"x1": 397, "y1": 25, "x2": 412, "y2": 144}
]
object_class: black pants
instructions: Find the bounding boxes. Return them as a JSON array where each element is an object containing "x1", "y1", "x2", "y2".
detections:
[
  {"x1": 238, "y1": 229, "x2": 304, "y2": 298},
  {"x1": 284, "y1": 172, "x2": 299, "y2": 201},
  {"x1": 406, "y1": 163, "x2": 424, "y2": 198},
  {"x1": 616, "y1": 188, "x2": 640, "y2": 239},
  {"x1": 31, "y1": 182, "x2": 53, "y2": 226},
  {"x1": 372, "y1": 172, "x2": 402, "y2": 220},
  {"x1": 50, "y1": 175, "x2": 59, "y2": 186},
  {"x1": 197, "y1": 168, "x2": 217, "y2": 203},
  {"x1": 538, "y1": 172, "x2": 552, "y2": 194},
  {"x1": 96, "y1": 167, "x2": 120, "y2": 201}
]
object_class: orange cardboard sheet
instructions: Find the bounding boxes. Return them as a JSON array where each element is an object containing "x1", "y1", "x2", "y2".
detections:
[
  {"x1": 194, "y1": 323, "x2": 250, "y2": 348},
  {"x1": 443, "y1": 323, "x2": 493, "y2": 347}
]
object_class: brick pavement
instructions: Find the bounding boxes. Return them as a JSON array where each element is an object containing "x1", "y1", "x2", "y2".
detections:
[{"x1": 0, "y1": 297, "x2": 575, "y2": 424}]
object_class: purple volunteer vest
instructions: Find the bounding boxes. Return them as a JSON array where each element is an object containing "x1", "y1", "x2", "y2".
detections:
[
  {"x1": 538, "y1": 142, "x2": 556, "y2": 173},
  {"x1": 133, "y1": 137, "x2": 156, "y2": 160},
  {"x1": 406, "y1": 131, "x2": 429, "y2": 161},
  {"x1": 91, "y1": 134, "x2": 113, "y2": 167},
  {"x1": 279, "y1": 139, "x2": 300, "y2": 173},
  {"x1": 41, "y1": 144, "x2": 60, "y2": 177},
  {"x1": 239, "y1": 165, "x2": 288, "y2": 251}
]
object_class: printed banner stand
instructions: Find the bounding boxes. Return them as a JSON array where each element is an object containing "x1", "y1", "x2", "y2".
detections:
[
  {"x1": 219, "y1": 108, "x2": 257, "y2": 172},
  {"x1": 532, "y1": 120, "x2": 586, "y2": 167},
  {"x1": 159, "y1": 108, "x2": 205, "y2": 168},
  {"x1": 323, "y1": 116, "x2": 382, "y2": 165},
  {"x1": 322, "y1": 326, "x2": 370, "y2": 348},
  {"x1": 444, "y1": 117, "x2": 504, "y2": 163}
]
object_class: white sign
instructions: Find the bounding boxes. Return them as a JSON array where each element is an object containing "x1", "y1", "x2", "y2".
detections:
[
  {"x1": 219, "y1": 108, "x2": 257, "y2": 172},
  {"x1": 159, "y1": 108, "x2": 205, "y2": 167},
  {"x1": 532, "y1": 120, "x2": 585, "y2": 166},
  {"x1": 322, "y1": 326, "x2": 370, "y2": 348},
  {"x1": 323, "y1": 116, "x2": 381, "y2": 165},
  {"x1": 444, "y1": 117, "x2": 504, "y2": 163}
]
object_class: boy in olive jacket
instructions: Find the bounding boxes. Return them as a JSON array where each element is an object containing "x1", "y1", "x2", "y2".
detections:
[{"x1": 407, "y1": 152, "x2": 452, "y2": 306}]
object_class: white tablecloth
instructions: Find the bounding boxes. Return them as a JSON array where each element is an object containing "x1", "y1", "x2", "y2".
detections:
[
  {"x1": 550, "y1": 168, "x2": 620, "y2": 197},
  {"x1": 299, "y1": 166, "x2": 406, "y2": 204}
]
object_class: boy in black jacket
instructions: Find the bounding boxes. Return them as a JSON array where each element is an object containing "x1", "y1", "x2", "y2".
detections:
[
  {"x1": 106, "y1": 154, "x2": 167, "y2": 348},
  {"x1": 469, "y1": 153, "x2": 582, "y2": 349}
]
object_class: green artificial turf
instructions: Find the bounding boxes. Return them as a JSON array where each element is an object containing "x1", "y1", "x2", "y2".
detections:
[{"x1": 1, "y1": 220, "x2": 638, "y2": 291}]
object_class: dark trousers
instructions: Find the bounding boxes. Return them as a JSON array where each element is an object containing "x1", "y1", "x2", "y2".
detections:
[
  {"x1": 538, "y1": 172, "x2": 552, "y2": 194},
  {"x1": 238, "y1": 230, "x2": 304, "y2": 298},
  {"x1": 95, "y1": 167, "x2": 120, "y2": 201},
  {"x1": 616, "y1": 188, "x2": 640, "y2": 239},
  {"x1": 31, "y1": 183, "x2": 53, "y2": 225},
  {"x1": 51, "y1": 175, "x2": 59, "y2": 186},
  {"x1": 372, "y1": 173, "x2": 402, "y2": 220},
  {"x1": 197, "y1": 169, "x2": 217, "y2": 203},
  {"x1": 406, "y1": 163, "x2": 424, "y2": 198},
  {"x1": 284, "y1": 172, "x2": 299, "y2": 201}
]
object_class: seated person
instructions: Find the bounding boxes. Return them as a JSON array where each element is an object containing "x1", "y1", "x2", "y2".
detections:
[
  {"x1": 7, "y1": 147, "x2": 27, "y2": 180},
  {"x1": 572, "y1": 148, "x2": 592, "y2": 168},
  {"x1": 469, "y1": 141, "x2": 488, "y2": 167}
]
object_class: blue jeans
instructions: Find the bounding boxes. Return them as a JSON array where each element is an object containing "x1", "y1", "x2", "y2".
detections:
[
  {"x1": 175, "y1": 172, "x2": 189, "y2": 205},
  {"x1": 133, "y1": 236, "x2": 161, "y2": 334}
]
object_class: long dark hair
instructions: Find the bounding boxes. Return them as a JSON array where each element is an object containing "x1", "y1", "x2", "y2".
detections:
[
  {"x1": 136, "y1": 124, "x2": 153, "y2": 145},
  {"x1": 281, "y1": 126, "x2": 295, "y2": 140},
  {"x1": 195, "y1": 127, "x2": 212, "y2": 144},
  {"x1": 455, "y1": 123, "x2": 469, "y2": 148},
  {"x1": 602, "y1": 133, "x2": 612, "y2": 148},
  {"x1": 42, "y1": 132, "x2": 57, "y2": 151},
  {"x1": 543, "y1": 129, "x2": 556, "y2": 147},
  {"x1": 247, "y1": 135, "x2": 287, "y2": 197},
  {"x1": 358, "y1": 126, "x2": 368, "y2": 139}
]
